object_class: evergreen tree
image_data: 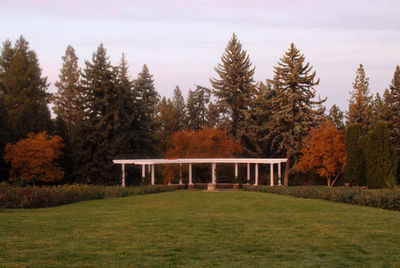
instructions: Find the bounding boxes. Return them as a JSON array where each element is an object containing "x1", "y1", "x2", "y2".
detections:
[
  {"x1": 266, "y1": 43, "x2": 325, "y2": 186},
  {"x1": 346, "y1": 64, "x2": 372, "y2": 131},
  {"x1": 241, "y1": 82, "x2": 276, "y2": 156},
  {"x1": 0, "y1": 40, "x2": 14, "y2": 94},
  {"x1": 171, "y1": 85, "x2": 186, "y2": 131},
  {"x1": 371, "y1": 93, "x2": 384, "y2": 122},
  {"x1": 1, "y1": 36, "x2": 53, "y2": 143},
  {"x1": 53, "y1": 45, "x2": 81, "y2": 134},
  {"x1": 133, "y1": 64, "x2": 160, "y2": 157},
  {"x1": 345, "y1": 123, "x2": 366, "y2": 186},
  {"x1": 73, "y1": 44, "x2": 127, "y2": 184},
  {"x1": 364, "y1": 122, "x2": 397, "y2": 188},
  {"x1": 327, "y1": 105, "x2": 345, "y2": 131},
  {"x1": 186, "y1": 85, "x2": 211, "y2": 130},
  {"x1": 211, "y1": 33, "x2": 256, "y2": 140},
  {"x1": 157, "y1": 97, "x2": 176, "y2": 152},
  {"x1": 382, "y1": 66, "x2": 400, "y2": 155}
]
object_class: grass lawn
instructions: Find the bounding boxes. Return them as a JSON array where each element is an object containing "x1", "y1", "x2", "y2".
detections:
[{"x1": 1, "y1": 190, "x2": 400, "y2": 267}]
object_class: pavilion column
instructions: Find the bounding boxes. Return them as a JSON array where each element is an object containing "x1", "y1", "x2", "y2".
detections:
[
  {"x1": 212, "y1": 163, "x2": 216, "y2": 184},
  {"x1": 142, "y1": 165, "x2": 146, "y2": 178},
  {"x1": 151, "y1": 164, "x2": 155, "y2": 185},
  {"x1": 189, "y1": 164, "x2": 193, "y2": 185},
  {"x1": 247, "y1": 163, "x2": 250, "y2": 183},
  {"x1": 270, "y1": 163, "x2": 274, "y2": 186},
  {"x1": 278, "y1": 162, "x2": 282, "y2": 186},
  {"x1": 235, "y1": 163, "x2": 238, "y2": 178},
  {"x1": 121, "y1": 164, "x2": 126, "y2": 187},
  {"x1": 255, "y1": 163, "x2": 259, "y2": 186},
  {"x1": 179, "y1": 164, "x2": 183, "y2": 184}
]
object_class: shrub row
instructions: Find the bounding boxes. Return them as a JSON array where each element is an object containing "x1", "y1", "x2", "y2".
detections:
[
  {"x1": 0, "y1": 184, "x2": 177, "y2": 209},
  {"x1": 243, "y1": 185, "x2": 400, "y2": 212}
]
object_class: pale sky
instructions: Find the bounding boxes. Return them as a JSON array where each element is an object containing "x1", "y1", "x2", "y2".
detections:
[{"x1": 1, "y1": 0, "x2": 399, "y2": 111}]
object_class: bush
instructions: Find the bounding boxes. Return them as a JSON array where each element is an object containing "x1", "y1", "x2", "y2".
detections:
[
  {"x1": 243, "y1": 185, "x2": 400, "y2": 212},
  {"x1": 0, "y1": 183, "x2": 177, "y2": 209}
]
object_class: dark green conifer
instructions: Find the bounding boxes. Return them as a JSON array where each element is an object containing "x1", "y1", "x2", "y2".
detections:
[
  {"x1": 266, "y1": 43, "x2": 325, "y2": 186},
  {"x1": 186, "y1": 85, "x2": 211, "y2": 130},
  {"x1": 211, "y1": 33, "x2": 256, "y2": 140},
  {"x1": 364, "y1": 122, "x2": 397, "y2": 188},
  {"x1": 1, "y1": 36, "x2": 53, "y2": 142},
  {"x1": 172, "y1": 86, "x2": 186, "y2": 131},
  {"x1": 345, "y1": 123, "x2": 366, "y2": 185}
]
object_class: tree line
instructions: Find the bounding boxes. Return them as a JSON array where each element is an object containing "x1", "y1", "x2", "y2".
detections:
[{"x1": 0, "y1": 34, "x2": 399, "y2": 187}]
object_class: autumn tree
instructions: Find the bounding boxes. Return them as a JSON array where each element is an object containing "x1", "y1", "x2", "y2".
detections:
[
  {"x1": 363, "y1": 122, "x2": 397, "y2": 188},
  {"x1": 296, "y1": 121, "x2": 346, "y2": 187},
  {"x1": 211, "y1": 33, "x2": 256, "y2": 140},
  {"x1": 4, "y1": 132, "x2": 64, "y2": 184},
  {"x1": 163, "y1": 128, "x2": 243, "y2": 183},
  {"x1": 266, "y1": 43, "x2": 325, "y2": 186},
  {"x1": 346, "y1": 64, "x2": 372, "y2": 131}
]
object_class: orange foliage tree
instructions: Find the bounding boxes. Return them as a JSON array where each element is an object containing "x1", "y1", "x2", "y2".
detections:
[
  {"x1": 4, "y1": 131, "x2": 65, "y2": 184},
  {"x1": 296, "y1": 121, "x2": 346, "y2": 187},
  {"x1": 163, "y1": 128, "x2": 242, "y2": 183}
]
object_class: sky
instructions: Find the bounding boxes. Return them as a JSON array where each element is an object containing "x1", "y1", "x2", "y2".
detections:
[{"x1": 1, "y1": 0, "x2": 399, "y2": 112}]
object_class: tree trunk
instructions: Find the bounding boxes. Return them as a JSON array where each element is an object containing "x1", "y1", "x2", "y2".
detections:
[
  {"x1": 327, "y1": 177, "x2": 331, "y2": 187},
  {"x1": 284, "y1": 154, "x2": 290, "y2": 186}
]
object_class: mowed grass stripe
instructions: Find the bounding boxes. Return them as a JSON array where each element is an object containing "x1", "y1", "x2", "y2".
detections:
[{"x1": 1, "y1": 191, "x2": 399, "y2": 267}]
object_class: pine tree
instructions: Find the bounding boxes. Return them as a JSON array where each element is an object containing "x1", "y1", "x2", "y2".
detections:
[
  {"x1": 53, "y1": 45, "x2": 81, "y2": 134},
  {"x1": 1, "y1": 36, "x2": 53, "y2": 143},
  {"x1": 266, "y1": 43, "x2": 324, "y2": 186},
  {"x1": 186, "y1": 85, "x2": 211, "y2": 130},
  {"x1": 0, "y1": 39, "x2": 14, "y2": 94},
  {"x1": 211, "y1": 33, "x2": 256, "y2": 140},
  {"x1": 172, "y1": 85, "x2": 186, "y2": 131},
  {"x1": 327, "y1": 104, "x2": 345, "y2": 131},
  {"x1": 157, "y1": 97, "x2": 176, "y2": 152},
  {"x1": 346, "y1": 64, "x2": 372, "y2": 131},
  {"x1": 133, "y1": 64, "x2": 160, "y2": 157},
  {"x1": 364, "y1": 122, "x2": 397, "y2": 188},
  {"x1": 382, "y1": 65, "x2": 400, "y2": 155},
  {"x1": 371, "y1": 93, "x2": 384, "y2": 122},
  {"x1": 345, "y1": 123, "x2": 366, "y2": 186},
  {"x1": 73, "y1": 44, "x2": 127, "y2": 184}
]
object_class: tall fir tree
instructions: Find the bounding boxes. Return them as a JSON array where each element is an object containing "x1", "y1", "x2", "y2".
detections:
[
  {"x1": 346, "y1": 64, "x2": 372, "y2": 131},
  {"x1": 371, "y1": 92, "x2": 384, "y2": 122},
  {"x1": 327, "y1": 104, "x2": 345, "y2": 131},
  {"x1": 1, "y1": 36, "x2": 53, "y2": 143},
  {"x1": 53, "y1": 45, "x2": 81, "y2": 134},
  {"x1": 133, "y1": 64, "x2": 160, "y2": 157},
  {"x1": 186, "y1": 85, "x2": 211, "y2": 130},
  {"x1": 382, "y1": 65, "x2": 400, "y2": 155},
  {"x1": 211, "y1": 33, "x2": 256, "y2": 140},
  {"x1": 73, "y1": 44, "x2": 127, "y2": 184},
  {"x1": 363, "y1": 122, "x2": 397, "y2": 188},
  {"x1": 345, "y1": 123, "x2": 366, "y2": 186},
  {"x1": 157, "y1": 97, "x2": 176, "y2": 153},
  {"x1": 266, "y1": 43, "x2": 324, "y2": 186},
  {"x1": 171, "y1": 85, "x2": 186, "y2": 131}
]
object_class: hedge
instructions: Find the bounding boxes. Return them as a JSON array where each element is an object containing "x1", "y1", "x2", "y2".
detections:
[
  {"x1": 243, "y1": 185, "x2": 400, "y2": 212},
  {"x1": 0, "y1": 184, "x2": 177, "y2": 209}
]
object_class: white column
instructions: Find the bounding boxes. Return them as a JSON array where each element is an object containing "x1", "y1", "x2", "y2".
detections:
[
  {"x1": 121, "y1": 164, "x2": 126, "y2": 187},
  {"x1": 151, "y1": 164, "x2": 155, "y2": 185},
  {"x1": 189, "y1": 164, "x2": 193, "y2": 185},
  {"x1": 235, "y1": 163, "x2": 238, "y2": 178},
  {"x1": 247, "y1": 163, "x2": 250, "y2": 183},
  {"x1": 255, "y1": 163, "x2": 259, "y2": 186},
  {"x1": 270, "y1": 163, "x2": 274, "y2": 186},
  {"x1": 142, "y1": 165, "x2": 146, "y2": 178},
  {"x1": 278, "y1": 162, "x2": 282, "y2": 186},
  {"x1": 179, "y1": 164, "x2": 183, "y2": 184},
  {"x1": 212, "y1": 163, "x2": 216, "y2": 184},
  {"x1": 148, "y1": 165, "x2": 150, "y2": 172}
]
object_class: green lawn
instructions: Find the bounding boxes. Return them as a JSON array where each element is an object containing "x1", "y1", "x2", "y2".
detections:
[{"x1": 1, "y1": 190, "x2": 400, "y2": 267}]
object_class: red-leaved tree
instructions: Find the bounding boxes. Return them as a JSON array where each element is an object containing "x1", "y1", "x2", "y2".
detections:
[
  {"x1": 296, "y1": 121, "x2": 346, "y2": 187},
  {"x1": 163, "y1": 128, "x2": 242, "y2": 183},
  {"x1": 4, "y1": 131, "x2": 65, "y2": 184}
]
